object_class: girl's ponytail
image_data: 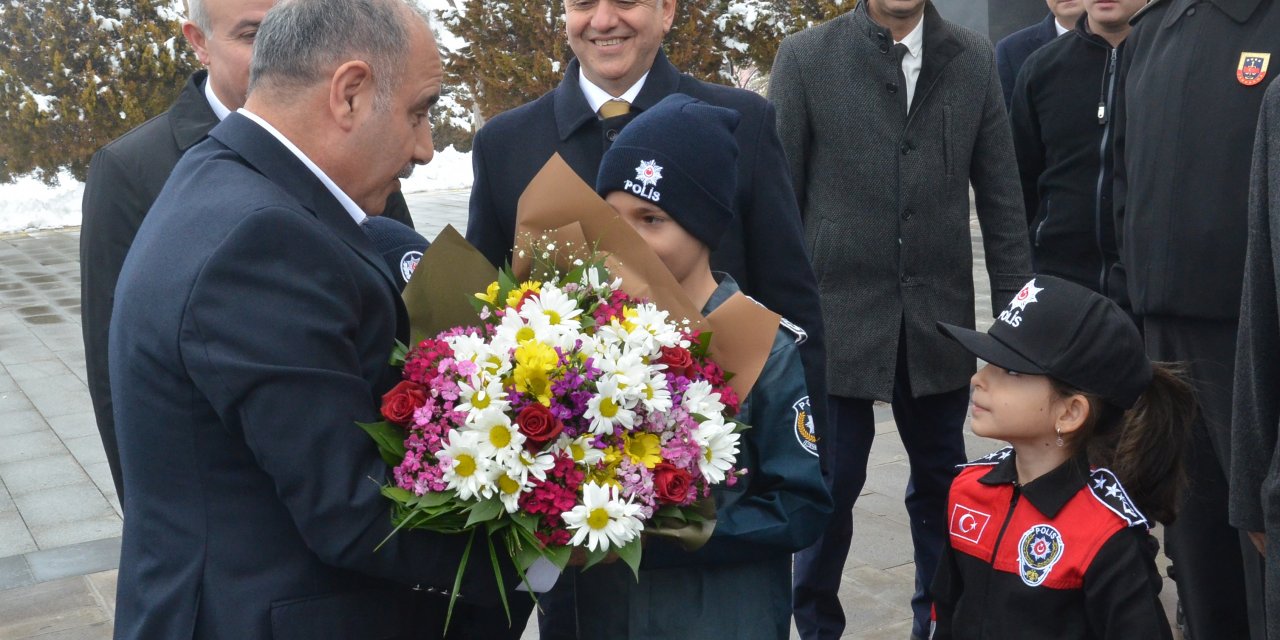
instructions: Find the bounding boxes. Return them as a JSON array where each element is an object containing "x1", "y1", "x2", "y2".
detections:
[{"x1": 1069, "y1": 363, "x2": 1196, "y2": 524}]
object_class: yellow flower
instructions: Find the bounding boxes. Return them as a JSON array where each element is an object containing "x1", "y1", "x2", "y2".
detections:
[
  {"x1": 475, "y1": 281, "x2": 500, "y2": 305},
  {"x1": 623, "y1": 432, "x2": 663, "y2": 469},
  {"x1": 513, "y1": 341, "x2": 558, "y2": 404},
  {"x1": 506, "y1": 281, "x2": 543, "y2": 308}
]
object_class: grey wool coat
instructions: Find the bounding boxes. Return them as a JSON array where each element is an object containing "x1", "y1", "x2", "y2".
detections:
[
  {"x1": 1230, "y1": 79, "x2": 1280, "y2": 640},
  {"x1": 770, "y1": 1, "x2": 1032, "y2": 401}
]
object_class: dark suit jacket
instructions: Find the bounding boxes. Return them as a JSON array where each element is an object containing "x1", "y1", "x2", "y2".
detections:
[
  {"x1": 80, "y1": 71, "x2": 415, "y2": 505},
  {"x1": 771, "y1": 0, "x2": 1031, "y2": 400},
  {"x1": 109, "y1": 113, "x2": 503, "y2": 639},
  {"x1": 995, "y1": 13, "x2": 1061, "y2": 110},
  {"x1": 466, "y1": 50, "x2": 830, "y2": 466}
]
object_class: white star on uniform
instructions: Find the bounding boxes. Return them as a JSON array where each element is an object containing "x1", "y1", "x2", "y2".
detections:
[
  {"x1": 998, "y1": 449, "x2": 1011, "y2": 460},
  {"x1": 1105, "y1": 484, "x2": 1122, "y2": 498},
  {"x1": 1094, "y1": 477, "x2": 1108, "y2": 489}
]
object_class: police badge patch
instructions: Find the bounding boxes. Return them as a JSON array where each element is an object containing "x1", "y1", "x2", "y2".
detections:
[
  {"x1": 792, "y1": 396, "x2": 819, "y2": 456},
  {"x1": 1238, "y1": 52, "x2": 1271, "y2": 87},
  {"x1": 1018, "y1": 524, "x2": 1065, "y2": 587},
  {"x1": 399, "y1": 250, "x2": 422, "y2": 283}
]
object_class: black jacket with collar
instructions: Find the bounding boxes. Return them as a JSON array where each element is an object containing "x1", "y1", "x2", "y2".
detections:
[
  {"x1": 80, "y1": 71, "x2": 415, "y2": 504},
  {"x1": 1112, "y1": 0, "x2": 1280, "y2": 318},
  {"x1": 1011, "y1": 15, "x2": 1125, "y2": 300},
  {"x1": 932, "y1": 448, "x2": 1172, "y2": 639},
  {"x1": 996, "y1": 13, "x2": 1064, "y2": 110}
]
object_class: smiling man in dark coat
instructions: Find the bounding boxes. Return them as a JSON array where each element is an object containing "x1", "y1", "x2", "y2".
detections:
[{"x1": 770, "y1": 0, "x2": 1032, "y2": 637}]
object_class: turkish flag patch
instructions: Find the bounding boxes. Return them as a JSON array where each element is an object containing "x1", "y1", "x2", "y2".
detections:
[{"x1": 950, "y1": 503, "x2": 992, "y2": 544}]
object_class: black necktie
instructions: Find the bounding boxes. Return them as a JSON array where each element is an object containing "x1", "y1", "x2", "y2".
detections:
[{"x1": 894, "y1": 43, "x2": 910, "y2": 114}]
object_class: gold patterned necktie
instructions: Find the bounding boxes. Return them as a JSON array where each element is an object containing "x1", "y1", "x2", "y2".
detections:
[{"x1": 598, "y1": 99, "x2": 631, "y2": 119}]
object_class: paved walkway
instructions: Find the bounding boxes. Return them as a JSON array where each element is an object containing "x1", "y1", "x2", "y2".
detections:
[{"x1": 0, "y1": 189, "x2": 1176, "y2": 638}]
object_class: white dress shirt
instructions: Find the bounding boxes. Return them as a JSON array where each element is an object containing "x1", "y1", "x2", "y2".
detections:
[
  {"x1": 236, "y1": 108, "x2": 368, "y2": 225},
  {"x1": 896, "y1": 18, "x2": 925, "y2": 110},
  {"x1": 578, "y1": 69, "x2": 650, "y2": 115},
  {"x1": 203, "y1": 77, "x2": 232, "y2": 122},
  {"x1": 1054, "y1": 19, "x2": 1071, "y2": 37}
]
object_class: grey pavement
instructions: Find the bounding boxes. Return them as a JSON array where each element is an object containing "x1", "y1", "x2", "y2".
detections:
[{"x1": 0, "y1": 189, "x2": 1177, "y2": 639}]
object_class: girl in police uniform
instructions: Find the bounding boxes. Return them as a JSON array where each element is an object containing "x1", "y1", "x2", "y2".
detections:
[
  {"x1": 930, "y1": 275, "x2": 1193, "y2": 639},
  {"x1": 536, "y1": 93, "x2": 832, "y2": 639}
]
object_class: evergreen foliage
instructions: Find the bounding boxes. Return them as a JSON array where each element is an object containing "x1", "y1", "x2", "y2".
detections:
[{"x1": 0, "y1": 0, "x2": 197, "y2": 184}]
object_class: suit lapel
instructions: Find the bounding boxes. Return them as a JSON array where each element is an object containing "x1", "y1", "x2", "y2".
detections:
[
  {"x1": 169, "y1": 70, "x2": 221, "y2": 153},
  {"x1": 208, "y1": 113, "x2": 401, "y2": 296}
]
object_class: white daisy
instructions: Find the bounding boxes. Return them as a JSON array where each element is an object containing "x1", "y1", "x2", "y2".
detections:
[
  {"x1": 496, "y1": 446, "x2": 556, "y2": 485},
  {"x1": 438, "y1": 430, "x2": 499, "y2": 501},
  {"x1": 584, "y1": 377, "x2": 638, "y2": 435},
  {"x1": 682, "y1": 380, "x2": 726, "y2": 417},
  {"x1": 637, "y1": 369, "x2": 673, "y2": 414},
  {"x1": 692, "y1": 418, "x2": 740, "y2": 485},
  {"x1": 454, "y1": 376, "x2": 509, "y2": 423},
  {"x1": 494, "y1": 472, "x2": 531, "y2": 514},
  {"x1": 554, "y1": 433, "x2": 606, "y2": 466},
  {"x1": 562, "y1": 482, "x2": 644, "y2": 552},
  {"x1": 462, "y1": 408, "x2": 526, "y2": 457},
  {"x1": 593, "y1": 349, "x2": 649, "y2": 399},
  {"x1": 519, "y1": 285, "x2": 583, "y2": 332},
  {"x1": 446, "y1": 333, "x2": 511, "y2": 378}
]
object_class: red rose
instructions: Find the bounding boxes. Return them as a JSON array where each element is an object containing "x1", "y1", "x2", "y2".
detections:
[
  {"x1": 517, "y1": 403, "x2": 564, "y2": 448},
  {"x1": 653, "y1": 463, "x2": 693, "y2": 505},
  {"x1": 657, "y1": 346, "x2": 695, "y2": 378},
  {"x1": 381, "y1": 380, "x2": 427, "y2": 424}
]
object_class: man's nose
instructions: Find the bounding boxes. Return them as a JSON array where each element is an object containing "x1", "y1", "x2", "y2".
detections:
[{"x1": 589, "y1": 0, "x2": 620, "y2": 31}]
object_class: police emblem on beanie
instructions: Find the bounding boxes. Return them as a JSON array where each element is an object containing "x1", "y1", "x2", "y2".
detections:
[{"x1": 596, "y1": 93, "x2": 742, "y2": 250}]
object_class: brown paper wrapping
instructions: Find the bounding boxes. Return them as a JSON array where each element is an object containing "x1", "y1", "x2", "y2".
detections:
[
  {"x1": 513, "y1": 154, "x2": 779, "y2": 402},
  {"x1": 401, "y1": 224, "x2": 494, "y2": 346}
]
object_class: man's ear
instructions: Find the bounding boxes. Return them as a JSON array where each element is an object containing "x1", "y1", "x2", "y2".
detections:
[
  {"x1": 182, "y1": 22, "x2": 210, "y2": 65},
  {"x1": 661, "y1": 0, "x2": 677, "y2": 33},
  {"x1": 329, "y1": 60, "x2": 375, "y2": 130},
  {"x1": 1055, "y1": 393, "x2": 1090, "y2": 437}
]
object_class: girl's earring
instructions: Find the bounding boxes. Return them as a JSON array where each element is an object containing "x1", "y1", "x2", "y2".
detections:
[{"x1": 1055, "y1": 427, "x2": 1064, "y2": 448}]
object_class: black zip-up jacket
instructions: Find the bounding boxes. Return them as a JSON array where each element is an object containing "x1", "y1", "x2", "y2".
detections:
[
  {"x1": 1011, "y1": 15, "x2": 1124, "y2": 300},
  {"x1": 931, "y1": 448, "x2": 1172, "y2": 639},
  {"x1": 1112, "y1": 0, "x2": 1280, "y2": 318}
]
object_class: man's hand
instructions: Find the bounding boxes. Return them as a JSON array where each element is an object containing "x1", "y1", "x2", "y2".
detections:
[{"x1": 1248, "y1": 531, "x2": 1266, "y2": 556}]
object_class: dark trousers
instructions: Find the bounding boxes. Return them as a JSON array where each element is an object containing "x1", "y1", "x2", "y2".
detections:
[
  {"x1": 792, "y1": 362, "x2": 969, "y2": 640},
  {"x1": 1144, "y1": 316, "x2": 1266, "y2": 640}
]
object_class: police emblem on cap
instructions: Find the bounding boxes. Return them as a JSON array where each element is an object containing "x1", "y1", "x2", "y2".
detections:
[
  {"x1": 1018, "y1": 524, "x2": 1065, "y2": 587},
  {"x1": 1238, "y1": 52, "x2": 1271, "y2": 86},
  {"x1": 399, "y1": 250, "x2": 422, "y2": 283},
  {"x1": 792, "y1": 396, "x2": 819, "y2": 456},
  {"x1": 634, "y1": 159, "x2": 663, "y2": 187},
  {"x1": 998, "y1": 279, "x2": 1043, "y2": 328}
]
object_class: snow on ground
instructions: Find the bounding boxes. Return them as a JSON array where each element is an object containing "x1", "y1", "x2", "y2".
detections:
[{"x1": 0, "y1": 148, "x2": 474, "y2": 235}]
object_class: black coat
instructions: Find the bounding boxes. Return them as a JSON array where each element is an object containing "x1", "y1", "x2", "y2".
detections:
[
  {"x1": 80, "y1": 72, "x2": 415, "y2": 503},
  {"x1": 1011, "y1": 17, "x2": 1124, "y2": 298},
  {"x1": 110, "y1": 113, "x2": 504, "y2": 639},
  {"x1": 1113, "y1": 0, "x2": 1280, "y2": 318},
  {"x1": 995, "y1": 13, "x2": 1062, "y2": 110},
  {"x1": 465, "y1": 51, "x2": 830, "y2": 465}
]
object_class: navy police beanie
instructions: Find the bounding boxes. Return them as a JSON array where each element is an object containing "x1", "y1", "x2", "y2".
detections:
[
  {"x1": 595, "y1": 94, "x2": 741, "y2": 250},
  {"x1": 361, "y1": 216, "x2": 428, "y2": 292}
]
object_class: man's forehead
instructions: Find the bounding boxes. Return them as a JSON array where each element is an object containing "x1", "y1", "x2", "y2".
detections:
[{"x1": 209, "y1": 0, "x2": 274, "y2": 23}]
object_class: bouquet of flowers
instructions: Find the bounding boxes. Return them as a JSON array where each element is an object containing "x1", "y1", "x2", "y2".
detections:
[{"x1": 359, "y1": 253, "x2": 747, "y2": 623}]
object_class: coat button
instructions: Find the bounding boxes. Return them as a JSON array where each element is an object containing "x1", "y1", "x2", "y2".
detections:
[
  {"x1": 903, "y1": 208, "x2": 913, "y2": 220},
  {"x1": 900, "y1": 273, "x2": 912, "y2": 284},
  {"x1": 1185, "y1": 6, "x2": 1195, "y2": 15},
  {"x1": 606, "y1": 129, "x2": 619, "y2": 142},
  {"x1": 886, "y1": 82, "x2": 898, "y2": 94},
  {"x1": 900, "y1": 142, "x2": 912, "y2": 155}
]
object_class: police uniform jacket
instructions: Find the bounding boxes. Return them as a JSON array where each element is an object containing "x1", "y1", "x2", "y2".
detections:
[
  {"x1": 931, "y1": 448, "x2": 1172, "y2": 639},
  {"x1": 1113, "y1": 0, "x2": 1280, "y2": 318},
  {"x1": 80, "y1": 71, "x2": 415, "y2": 504},
  {"x1": 770, "y1": 1, "x2": 1032, "y2": 401},
  {"x1": 1011, "y1": 15, "x2": 1124, "y2": 299},
  {"x1": 570, "y1": 277, "x2": 833, "y2": 640}
]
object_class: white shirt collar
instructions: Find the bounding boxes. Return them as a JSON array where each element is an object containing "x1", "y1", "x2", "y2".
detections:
[
  {"x1": 895, "y1": 17, "x2": 924, "y2": 59},
  {"x1": 578, "y1": 69, "x2": 650, "y2": 115},
  {"x1": 235, "y1": 108, "x2": 368, "y2": 225},
  {"x1": 203, "y1": 76, "x2": 232, "y2": 121},
  {"x1": 1054, "y1": 19, "x2": 1071, "y2": 36}
]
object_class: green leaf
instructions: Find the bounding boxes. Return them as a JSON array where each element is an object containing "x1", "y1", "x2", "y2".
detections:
[
  {"x1": 512, "y1": 534, "x2": 546, "y2": 571},
  {"x1": 443, "y1": 529, "x2": 476, "y2": 637},
  {"x1": 416, "y1": 489, "x2": 458, "y2": 508},
  {"x1": 691, "y1": 331, "x2": 714, "y2": 358},
  {"x1": 615, "y1": 538, "x2": 643, "y2": 580},
  {"x1": 356, "y1": 421, "x2": 406, "y2": 467},
  {"x1": 654, "y1": 505, "x2": 687, "y2": 522},
  {"x1": 487, "y1": 533, "x2": 512, "y2": 626},
  {"x1": 510, "y1": 511, "x2": 539, "y2": 534},
  {"x1": 581, "y1": 546, "x2": 609, "y2": 571},
  {"x1": 388, "y1": 340, "x2": 409, "y2": 367},
  {"x1": 464, "y1": 498, "x2": 505, "y2": 527},
  {"x1": 545, "y1": 543, "x2": 573, "y2": 571},
  {"x1": 381, "y1": 486, "x2": 417, "y2": 505}
]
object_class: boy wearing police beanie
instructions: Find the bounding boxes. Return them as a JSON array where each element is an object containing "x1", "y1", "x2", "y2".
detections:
[{"x1": 547, "y1": 93, "x2": 832, "y2": 639}]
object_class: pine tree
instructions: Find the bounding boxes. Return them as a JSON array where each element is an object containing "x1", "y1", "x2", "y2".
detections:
[
  {"x1": 718, "y1": 0, "x2": 855, "y2": 78},
  {"x1": 0, "y1": 0, "x2": 197, "y2": 184}
]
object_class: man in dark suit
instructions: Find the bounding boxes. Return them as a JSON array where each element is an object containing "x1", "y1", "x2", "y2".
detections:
[
  {"x1": 79, "y1": 0, "x2": 415, "y2": 506},
  {"x1": 464, "y1": 1, "x2": 826, "y2": 636},
  {"x1": 994, "y1": 0, "x2": 1082, "y2": 109},
  {"x1": 770, "y1": 0, "x2": 1032, "y2": 637},
  {"x1": 109, "y1": 1, "x2": 507, "y2": 637}
]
